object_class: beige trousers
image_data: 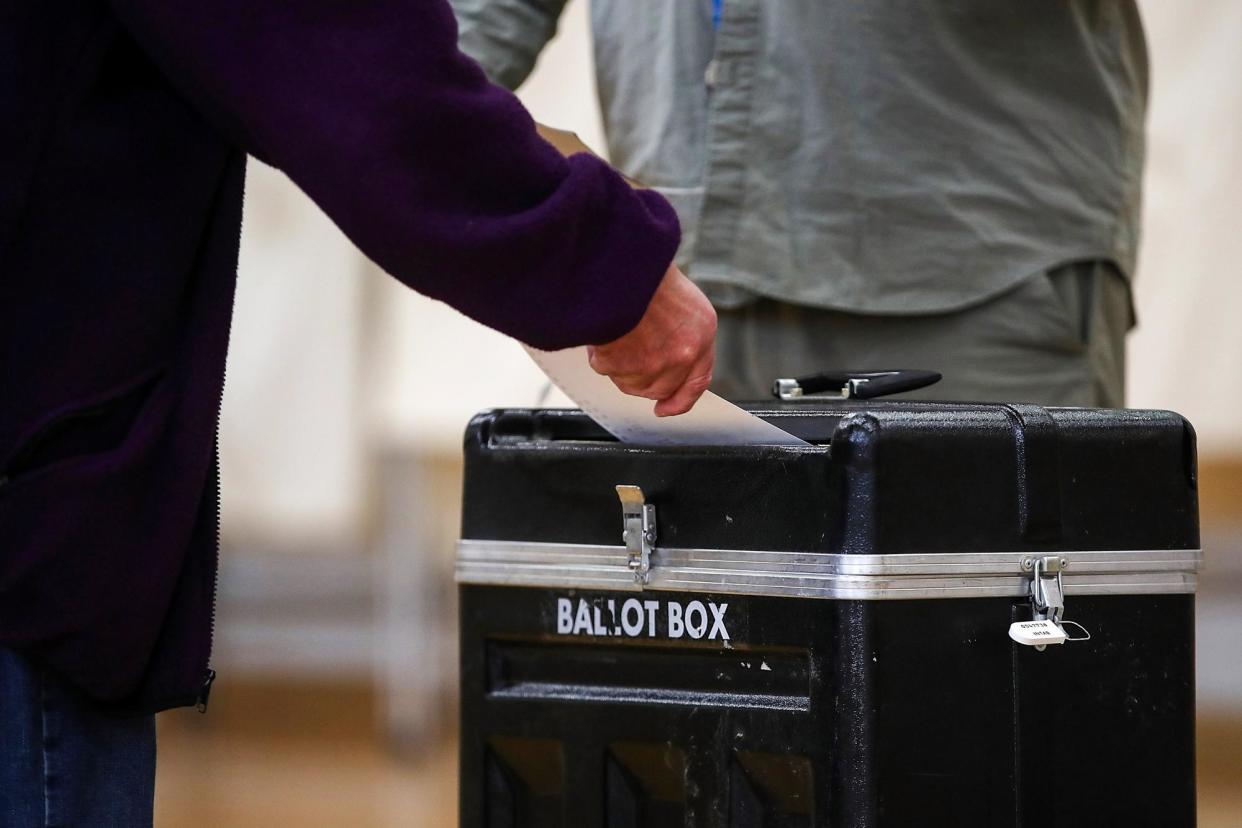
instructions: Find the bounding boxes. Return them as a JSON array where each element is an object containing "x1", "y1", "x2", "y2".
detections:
[{"x1": 710, "y1": 262, "x2": 1131, "y2": 408}]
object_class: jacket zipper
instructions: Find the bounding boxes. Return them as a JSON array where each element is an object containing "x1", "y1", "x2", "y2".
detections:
[
  {"x1": 197, "y1": 667, "x2": 217, "y2": 713},
  {"x1": 198, "y1": 154, "x2": 251, "y2": 714},
  {"x1": 197, "y1": 150, "x2": 241, "y2": 711},
  {"x1": 197, "y1": 426, "x2": 224, "y2": 712}
]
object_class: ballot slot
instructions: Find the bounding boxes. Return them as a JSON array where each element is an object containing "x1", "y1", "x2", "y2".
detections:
[
  {"x1": 481, "y1": 408, "x2": 841, "y2": 447},
  {"x1": 479, "y1": 396, "x2": 1012, "y2": 448}
]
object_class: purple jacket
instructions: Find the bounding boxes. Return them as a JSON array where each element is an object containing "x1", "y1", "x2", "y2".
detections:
[{"x1": 0, "y1": 1, "x2": 679, "y2": 712}]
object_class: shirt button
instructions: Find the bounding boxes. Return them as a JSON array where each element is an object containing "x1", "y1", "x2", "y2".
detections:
[{"x1": 705, "y1": 59, "x2": 719, "y2": 88}]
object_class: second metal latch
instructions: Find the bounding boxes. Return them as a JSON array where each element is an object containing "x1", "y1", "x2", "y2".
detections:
[
  {"x1": 1010, "y1": 555, "x2": 1091, "y2": 651},
  {"x1": 1028, "y1": 555, "x2": 1066, "y2": 625},
  {"x1": 616, "y1": 485, "x2": 657, "y2": 584}
]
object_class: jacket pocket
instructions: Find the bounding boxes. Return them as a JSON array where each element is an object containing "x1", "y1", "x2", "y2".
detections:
[{"x1": 1, "y1": 368, "x2": 165, "y2": 488}]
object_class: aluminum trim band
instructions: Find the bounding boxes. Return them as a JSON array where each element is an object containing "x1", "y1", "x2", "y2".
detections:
[{"x1": 455, "y1": 540, "x2": 1202, "y2": 599}]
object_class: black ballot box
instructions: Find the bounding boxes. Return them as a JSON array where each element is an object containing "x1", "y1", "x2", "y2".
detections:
[{"x1": 455, "y1": 401, "x2": 1201, "y2": 827}]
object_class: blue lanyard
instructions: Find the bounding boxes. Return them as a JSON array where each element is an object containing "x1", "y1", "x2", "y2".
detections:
[{"x1": 712, "y1": 0, "x2": 723, "y2": 30}]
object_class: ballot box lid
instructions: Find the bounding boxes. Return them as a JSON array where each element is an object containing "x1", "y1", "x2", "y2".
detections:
[{"x1": 457, "y1": 401, "x2": 1200, "y2": 600}]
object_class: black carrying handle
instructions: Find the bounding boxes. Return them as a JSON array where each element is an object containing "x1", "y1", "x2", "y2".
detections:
[{"x1": 772, "y1": 369, "x2": 942, "y2": 400}]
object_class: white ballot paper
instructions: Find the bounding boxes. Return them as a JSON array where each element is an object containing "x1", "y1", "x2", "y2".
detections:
[{"x1": 526, "y1": 346, "x2": 807, "y2": 447}]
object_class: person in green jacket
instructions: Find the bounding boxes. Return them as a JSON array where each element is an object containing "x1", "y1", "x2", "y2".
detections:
[{"x1": 450, "y1": 0, "x2": 1144, "y2": 406}]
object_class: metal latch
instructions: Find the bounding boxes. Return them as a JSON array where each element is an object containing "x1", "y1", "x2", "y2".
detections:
[
  {"x1": 1010, "y1": 555, "x2": 1090, "y2": 650},
  {"x1": 616, "y1": 485, "x2": 657, "y2": 584},
  {"x1": 1028, "y1": 555, "x2": 1066, "y2": 624}
]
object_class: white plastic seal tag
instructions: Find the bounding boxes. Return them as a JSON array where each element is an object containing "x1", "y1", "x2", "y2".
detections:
[{"x1": 1008, "y1": 619, "x2": 1068, "y2": 647}]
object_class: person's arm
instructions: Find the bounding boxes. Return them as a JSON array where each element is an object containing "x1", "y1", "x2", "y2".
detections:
[
  {"x1": 529, "y1": 124, "x2": 713, "y2": 416},
  {"x1": 449, "y1": 0, "x2": 569, "y2": 91},
  {"x1": 108, "y1": 0, "x2": 676, "y2": 353}
]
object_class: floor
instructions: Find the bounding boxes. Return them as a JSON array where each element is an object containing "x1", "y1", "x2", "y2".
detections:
[
  {"x1": 155, "y1": 729, "x2": 457, "y2": 827},
  {"x1": 1198, "y1": 713, "x2": 1242, "y2": 828},
  {"x1": 154, "y1": 681, "x2": 457, "y2": 827},
  {"x1": 153, "y1": 681, "x2": 1241, "y2": 827}
]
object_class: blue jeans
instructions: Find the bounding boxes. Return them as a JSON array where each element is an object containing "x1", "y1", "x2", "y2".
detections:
[{"x1": 0, "y1": 648, "x2": 155, "y2": 827}]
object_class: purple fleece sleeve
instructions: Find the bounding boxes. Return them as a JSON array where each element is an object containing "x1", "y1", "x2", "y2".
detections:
[{"x1": 107, "y1": 0, "x2": 680, "y2": 349}]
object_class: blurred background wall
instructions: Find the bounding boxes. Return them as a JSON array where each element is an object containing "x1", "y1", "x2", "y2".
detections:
[{"x1": 155, "y1": 2, "x2": 1242, "y2": 825}]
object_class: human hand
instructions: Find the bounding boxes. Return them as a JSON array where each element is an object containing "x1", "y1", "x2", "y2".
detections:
[{"x1": 588, "y1": 266, "x2": 717, "y2": 416}]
